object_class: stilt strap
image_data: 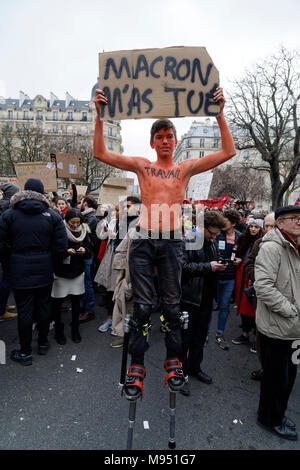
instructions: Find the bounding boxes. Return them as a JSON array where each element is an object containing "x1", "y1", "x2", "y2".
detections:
[
  {"x1": 164, "y1": 358, "x2": 183, "y2": 388},
  {"x1": 125, "y1": 365, "x2": 146, "y2": 399}
]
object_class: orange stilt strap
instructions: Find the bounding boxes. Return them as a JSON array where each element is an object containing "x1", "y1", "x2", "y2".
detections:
[
  {"x1": 164, "y1": 358, "x2": 183, "y2": 388},
  {"x1": 125, "y1": 365, "x2": 146, "y2": 399}
]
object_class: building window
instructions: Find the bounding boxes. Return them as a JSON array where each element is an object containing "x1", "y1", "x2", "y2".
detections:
[
  {"x1": 200, "y1": 139, "x2": 205, "y2": 148},
  {"x1": 23, "y1": 110, "x2": 29, "y2": 120},
  {"x1": 67, "y1": 126, "x2": 73, "y2": 134},
  {"x1": 186, "y1": 151, "x2": 190, "y2": 159},
  {"x1": 187, "y1": 139, "x2": 191, "y2": 148},
  {"x1": 108, "y1": 127, "x2": 113, "y2": 136},
  {"x1": 107, "y1": 140, "x2": 113, "y2": 150},
  {"x1": 213, "y1": 138, "x2": 220, "y2": 148},
  {"x1": 36, "y1": 110, "x2": 43, "y2": 120},
  {"x1": 80, "y1": 140, "x2": 86, "y2": 147},
  {"x1": 199, "y1": 151, "x2": 204, "y2": 157},
  {"x1": 52, "y1": 125, "x2": 58, "y2": 133},
  {"x1": 53, "y1": 111, "x2": 58, "y2": 121},
  {"x1": 67, "y1": 112, "x2": 73, "y2": 121},
  {"x1": 8, "y1": 110, "x2": 13, "y2": 119},
  {"x1": 82, "y1": 112, "x2": 87, "y2": 121}
]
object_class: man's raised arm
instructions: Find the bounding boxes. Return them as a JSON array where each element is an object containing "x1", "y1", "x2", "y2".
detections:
[
  {"x1": 183, "y1": 87, "x2": 236, "y2": 177},
  {"x1": 93, "y1": 89, "x2": 146, "y2": 173}
]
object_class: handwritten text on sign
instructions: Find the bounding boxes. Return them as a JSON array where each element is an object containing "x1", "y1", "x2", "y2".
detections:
[{"x1": 99, "y1": 46, "x2": 219, "y2": 120}]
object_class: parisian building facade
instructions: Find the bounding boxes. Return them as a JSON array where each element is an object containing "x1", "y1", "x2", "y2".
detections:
[
  {"x1": 0, "y1": 82, "x2": 124, "y2": 191},
  {"x1": 173, "y1": 118, "x2": 299, "y2": 209}
]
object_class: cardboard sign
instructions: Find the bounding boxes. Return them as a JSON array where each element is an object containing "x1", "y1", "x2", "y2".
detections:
[
  {"x1": 99, "y1": 46, "x2": 219, "y2": 120},
  {"x1": 56, "y1": 154, "x2": 83, "y2": 179},
  {"x1": 75, "y1": 185, "x2": 88, "y2": 195},
  {"x1": 192, "y1": 171, "x2": 213, "y2": 200},
  {"x1": 14, "y1": 162, "x2": 57, "y2": 192},
  {"x1": 98, "y1": 177, "x2": 135, "y2": 205}
]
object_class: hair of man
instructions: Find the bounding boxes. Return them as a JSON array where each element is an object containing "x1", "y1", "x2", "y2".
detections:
[
  {"x1": 150, "y1": 119, "x2": 177, "y2": 143},
  {"x1": 82, "y1": 196, "x2": 98, "y2": 210},
  {"x1": 222, "y1": 208, "x2": 241, "y2": 225},
  {"x1": 204, "y1": 209, "x2": 227, "y2": 230}
]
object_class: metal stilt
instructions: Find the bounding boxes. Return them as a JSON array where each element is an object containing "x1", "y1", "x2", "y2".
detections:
[{"x1": 168, "y1": 390, "x2": 177, "y2": 449}]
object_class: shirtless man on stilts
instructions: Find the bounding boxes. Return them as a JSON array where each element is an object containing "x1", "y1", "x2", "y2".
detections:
[{"x1": 94, "y1": 86, "x2": 236, "y2": 400}]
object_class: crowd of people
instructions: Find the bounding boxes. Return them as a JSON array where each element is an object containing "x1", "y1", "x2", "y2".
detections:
[{"x1": 0, "y1": 178, "x2": 300, "y2": 441}]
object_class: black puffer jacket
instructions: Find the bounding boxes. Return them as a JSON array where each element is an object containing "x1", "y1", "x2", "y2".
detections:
[
  {"x1": 0, "y1": 190, "x2": 68, "y2": 289},
  {"x1": 181, "y1": 232, "x2": 219, "y2": 307}
]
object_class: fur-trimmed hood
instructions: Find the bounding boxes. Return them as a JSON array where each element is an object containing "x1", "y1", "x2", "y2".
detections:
[{"x1": 10, "y1": 190, "x2": 50, "y2": 214}]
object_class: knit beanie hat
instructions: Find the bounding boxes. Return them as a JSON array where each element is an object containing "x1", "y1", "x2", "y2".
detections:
[
  {"x1": 247, "y1": 217, "x2": 264, "y2": 229},
  {"x1": 24, "y1": 178, "x2": 44, "y2": 194}
]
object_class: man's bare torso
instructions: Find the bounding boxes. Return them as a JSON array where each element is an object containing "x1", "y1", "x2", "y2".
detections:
[{"x1": 136, "y1": 160, "x2": 188, "y2": 232}]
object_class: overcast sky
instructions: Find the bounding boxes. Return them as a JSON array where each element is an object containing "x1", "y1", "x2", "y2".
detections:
[{"x1": 0, "y1": 0, "x2": 299, "y2": 172}]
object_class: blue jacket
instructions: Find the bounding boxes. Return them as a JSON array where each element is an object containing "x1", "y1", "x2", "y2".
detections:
[{"x1": 0, "y1": 190, "x2": 68, "y2": 289}]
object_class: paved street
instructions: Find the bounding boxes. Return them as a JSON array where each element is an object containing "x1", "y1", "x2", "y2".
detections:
[{"x1": 0, "y1": 292, "x2": 299, "y2": 452}]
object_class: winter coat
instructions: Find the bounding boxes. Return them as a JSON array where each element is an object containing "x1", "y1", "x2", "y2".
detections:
[
  {"x1": 244, "y1": 237, "x2": 262, "y2": 283},
  {"x1": 181, "y1": 231, "x2": 219, "y2": 308},
  {"x1": 94, "y1": 218, "x2": 118, "y2": 291},
  {"x1": 0, "y1": 190, "x2": 68, "y2": 289},
  {"x1": 82, "y1": 208, "x2": 98, "y2": 251},
  {"x1": 234, "y1": 236, "x2": 259, "y2": 318},
  {"x1": 0, "y1": 183, "x2": 20, "y2": 215},
  {"x1": 216, "y1": 229, "x2": 242, "y2": 280},
  {"x1": 111, "y1": 227, "x2": 135, "y2": 337},
  {"x1": 254, "y1": 228, "x2": 300, "y2": 340},
  {"x1": 53, "y1": 223, "x2": 92, "y2": 279}
]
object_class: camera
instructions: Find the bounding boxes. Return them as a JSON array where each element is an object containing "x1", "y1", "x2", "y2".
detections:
[{"x1": 217, "y1": 256, "x2": 227, "y2": 265}]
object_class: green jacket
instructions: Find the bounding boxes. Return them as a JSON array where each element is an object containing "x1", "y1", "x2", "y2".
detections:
[{"x1": 254, "y1": 228, "x2": 300, "y2": 340}]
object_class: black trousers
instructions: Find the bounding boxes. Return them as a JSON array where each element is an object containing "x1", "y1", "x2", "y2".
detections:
[
  {"x1": 51, "y1": 294, "x2": 81, "y2": 327},
  {"x1": 258, "y1": 332, "x2": 298, "y2": 427},
  {"x1": 181, "y1": 303, "x2": 211, "y2": 375},
  {"x1": 129, "y1": 238, "x2": 183, "y2": 364},
  {"x1": 241, "y1": 314, "x2": 256, "y2": 334},
  {"x1": 14, "y1": 284, "x2": 52, "y2": 354}
]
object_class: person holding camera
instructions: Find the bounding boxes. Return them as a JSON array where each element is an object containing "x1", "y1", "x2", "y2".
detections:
[
  {"x1": 51, "y1": 208, "x2": 92, "y2": 344},
  {"x1": 180, "y1": 210, "x2": 227, "y2": 395},
  {"x1": 214, "y1": 209, "x2": 243, "y2": 350},
  {"x1": 232, "y1": 218, "x2": 264, "y2": 348}
]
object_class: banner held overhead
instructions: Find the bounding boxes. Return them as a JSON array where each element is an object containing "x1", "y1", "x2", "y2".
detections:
[{"x1": 99, "y1": 46, "x2": 219, "y2": 120}]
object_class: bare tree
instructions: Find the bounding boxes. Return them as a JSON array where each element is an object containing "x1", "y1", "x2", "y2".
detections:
[
  {"x1": 209, "y1": 166, "x2": 270, "y2": 203},
  {"x1": 228, "y1": 47, "x2": 300, "y2": 209},
  {"x1": 0, "y1": 124, "x2": 16, "y2": 175},
  {"x1": 77, "y1": 143, "x2": 114, "y2": 190},
  {"x1": 46, "y1": 136, "x2": 114, "y2": 190},
  {"x1": 15, "y1": 124, "x2": 47, "y2": 162}
]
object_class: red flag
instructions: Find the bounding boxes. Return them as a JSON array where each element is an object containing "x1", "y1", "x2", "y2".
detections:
[{"x1": 194, "y1": 194, "x2": 229, "y2": 209}]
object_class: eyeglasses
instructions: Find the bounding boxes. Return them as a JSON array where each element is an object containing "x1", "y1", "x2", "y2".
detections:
[
  {"x1": 281, "y1": 217, "x2": 300, "y2": 223},
  {"x1": 206, "y1": 227, "x2": 220, "y2": 237}
]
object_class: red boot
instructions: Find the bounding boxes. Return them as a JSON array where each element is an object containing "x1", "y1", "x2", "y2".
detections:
[
  {"x1": 164, "y1": 358, "x2": 184, "y2": 391},
  {"x1": 124, "y1": 364, "x2": 146, "y2": 401}
]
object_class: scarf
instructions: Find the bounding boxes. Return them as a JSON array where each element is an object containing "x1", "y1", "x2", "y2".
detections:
[{"x1": 64, "y1": 220, "x2": 87, "y2": 243}]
